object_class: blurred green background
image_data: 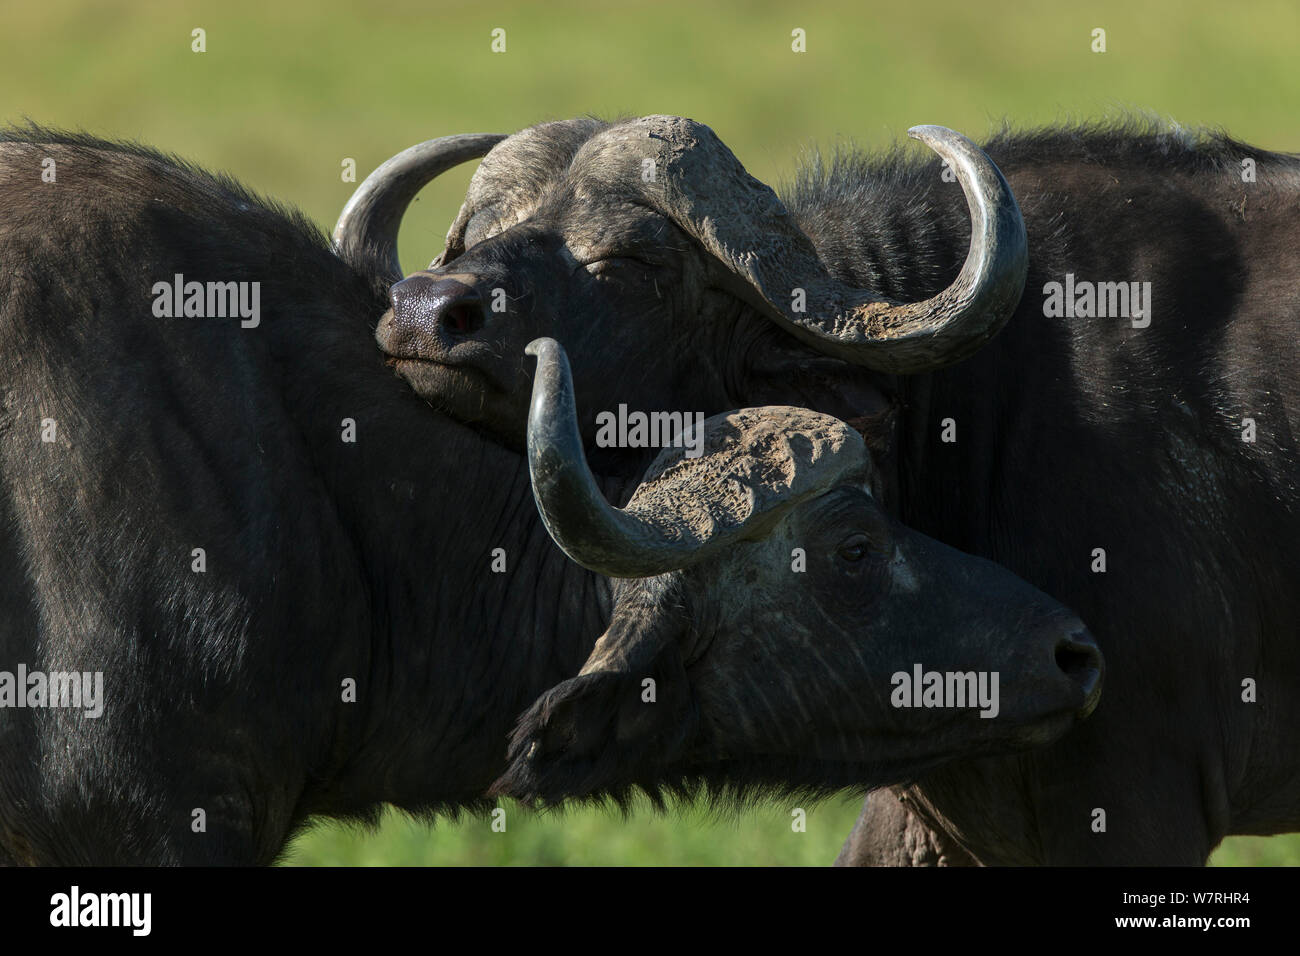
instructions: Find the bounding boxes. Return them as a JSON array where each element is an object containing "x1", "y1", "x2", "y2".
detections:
[{"x1": 3, "y1": 0, "x2": 1297, "y2": 865}]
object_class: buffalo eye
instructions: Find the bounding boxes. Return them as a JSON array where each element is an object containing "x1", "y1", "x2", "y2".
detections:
[
  {"x1": 584, "y1": 256, "x2": 653, "y2": 280},
  {"x1": 836, "y1": 533, "x2": 871, "y2": 563}
]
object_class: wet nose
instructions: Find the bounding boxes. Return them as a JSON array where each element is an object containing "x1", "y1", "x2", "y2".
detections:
[
  {"x1": 1054, "y1": 626, "x2": 1104, "y2": 711},
  {"x1": 389, "y1": 273, "x2": 487, "y2": 340}
]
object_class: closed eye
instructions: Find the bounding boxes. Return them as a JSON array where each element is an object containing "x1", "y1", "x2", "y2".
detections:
[
  {"x1": 582, "y1": 256, "x2": 657, "y2": 279},
  {"x1": 582, "y1": 254, "x2": 653, "y2": 267}
]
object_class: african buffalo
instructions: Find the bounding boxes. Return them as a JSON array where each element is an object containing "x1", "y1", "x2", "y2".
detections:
[
  {"x1": 491, "y1": 339, "x2": 1102, "y2": 805},
  {"x1": 357, "y1": 115, "x2": 1300, "y2": 864},
  {"x1": 0, "y1": 125, "x2": 1044, "y2": 865}
]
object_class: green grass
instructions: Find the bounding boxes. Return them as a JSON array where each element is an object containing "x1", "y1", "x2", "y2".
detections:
[
  {"x1": 5, "y1": 0, "x2": 1298, "y2": 865},
  {"x1": 278, "y1": 800, "x2": 1300, "y2": 866},
  {"x1": 282, "y1": 796, "x2": 871, "y2": 866}
]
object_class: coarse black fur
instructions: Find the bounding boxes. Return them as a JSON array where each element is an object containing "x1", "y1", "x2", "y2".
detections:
[{"x1": 0, "y1": 125, "x2": 615, "y2": 863}]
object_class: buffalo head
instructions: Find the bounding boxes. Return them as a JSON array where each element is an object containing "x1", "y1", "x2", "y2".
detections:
[
  {"x1": 333, "y1": 116, "x2": 1027, "y2": 447},
  {"x1": 488, "y1": 340, "x2": 1102, "y2": 807}
]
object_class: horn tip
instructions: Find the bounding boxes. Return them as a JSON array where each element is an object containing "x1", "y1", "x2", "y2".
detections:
[
  {"x1": 525, "y1": 337, "x2": 557, "y2": 359},
  {"x1": 907, "y1": 124, "x2": 948, "y2": 144}
]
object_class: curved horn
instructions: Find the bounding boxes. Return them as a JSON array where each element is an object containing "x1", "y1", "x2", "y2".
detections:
[
  {"x1": 332, "y1": 133, "x2": 506, "y2": 281},
  {"x1": 607, "y1": 117, "x2": 1027, "y2": 373},
  {"x1": 525, "y1": 337, "x2": 869, "y2": 577},
  {"x1": 834, "y1": 125, "x2": 1030, "y2": 372}
]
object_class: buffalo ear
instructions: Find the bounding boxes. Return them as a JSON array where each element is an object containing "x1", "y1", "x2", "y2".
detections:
[
  {"x1": 494, "y1": 670, "x2": 643, "y2": 798},
  {"x1": 490, "y1": 612, "x2": 696, "y2": 806},
  {"x1": 535, "y1": 671, "x2": 639, "y2": 763}
]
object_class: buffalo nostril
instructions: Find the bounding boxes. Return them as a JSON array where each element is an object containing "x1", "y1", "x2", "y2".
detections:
[
  {"x1": 439, "y1": 299, "x2": 485, "y2": 336},
  {"x1": 1055, "y1": 629, "x2": 1103, "y2": 698}
]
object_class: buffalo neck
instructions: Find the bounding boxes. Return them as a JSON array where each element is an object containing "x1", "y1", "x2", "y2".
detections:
[{"x1": 269, "y1": 275, "x2": 616, "y2": 814}]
